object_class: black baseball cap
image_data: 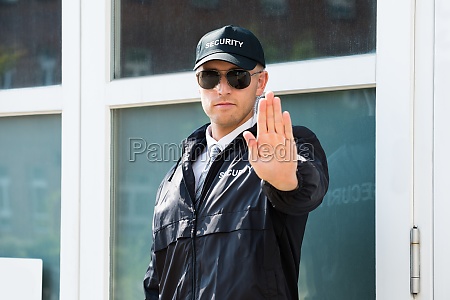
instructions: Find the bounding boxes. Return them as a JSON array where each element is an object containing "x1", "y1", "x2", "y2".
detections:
[{"x1": 194, "y1": 25, "x2": 266, "y2": 70}]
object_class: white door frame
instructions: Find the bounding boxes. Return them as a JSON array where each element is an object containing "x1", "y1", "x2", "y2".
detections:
[
  {"x1": 434, "y1": 0, "x2": 450, "y2": 298},
  {"x1": 376, "y1": 0, "x2": 417, "y2": 298}
]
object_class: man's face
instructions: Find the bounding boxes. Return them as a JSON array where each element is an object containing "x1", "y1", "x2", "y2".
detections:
[{"x1": 197, "y1": 60, "x2": 267, "y2": 139}]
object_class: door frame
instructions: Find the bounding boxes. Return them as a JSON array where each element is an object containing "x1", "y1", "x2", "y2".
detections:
[{"x1": 434, "y1": 0, "x2": 450, "y2": 298}]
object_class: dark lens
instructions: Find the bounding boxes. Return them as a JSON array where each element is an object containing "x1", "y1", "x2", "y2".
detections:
[
  {"x1": 197, "y1": 70, "x2": 220, "y2": 89},
  {"x1": 227, "y1": 70, "x2": 251, "y2": 89}
]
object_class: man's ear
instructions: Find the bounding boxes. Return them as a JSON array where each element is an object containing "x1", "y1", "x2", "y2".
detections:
[{"x1": 256, "y1": 71, "x2": 269, "y2": 95}]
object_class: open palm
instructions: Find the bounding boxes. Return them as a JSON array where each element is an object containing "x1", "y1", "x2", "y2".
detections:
[{"x1": 243, "y1": 91, "x2": 298, "y2": 191}]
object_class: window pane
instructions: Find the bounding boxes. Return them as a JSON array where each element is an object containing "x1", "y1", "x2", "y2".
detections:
[
  {"x1": 0, "y1": 0, "x2": 62, "y2": 89},
  {"x1": 285, "y1": 90, "x2": 376, "y2": 300},
  {"x1": 111, "y1": 89, "x2": 375, "y2": 299},
  {"x1": 116, "y1": 0, "x2": 376, "y2": 78},
  {"x1": 0, "y1": 114, "x2": 62, "y2": 299},
  {"x1": 111, "y1": 103, "x2": 208, "y2": 299}
]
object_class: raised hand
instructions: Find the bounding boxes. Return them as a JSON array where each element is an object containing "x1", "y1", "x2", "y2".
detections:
[{"x1": 243, "y1": 91, "x2": 298, "y2": 191}]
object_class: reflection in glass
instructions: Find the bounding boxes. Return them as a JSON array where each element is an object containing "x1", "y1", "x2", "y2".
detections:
[
  {"x1": 0, "y1": 0, "x2": 61, "y2": 89},
  {"x1": 111, "y1": 89, "x2": 375, "y2": 299},
  {"x1": 0, "y1": 115, "x2": 61, "y2": 299},
  {"x1": 116, "y1": 0, "x2": 376, "y2": 78}
]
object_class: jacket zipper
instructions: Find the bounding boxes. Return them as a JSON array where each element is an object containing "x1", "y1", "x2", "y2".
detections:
[
  {"x1": 190, "y1": 157, "x2": 219, "y2": 300},
  {"x1": 187, "y1": 145, "x2": 229, "y2": 300},
  {"x1": 189, "y1": 175, "x2": 198, "y2": 300},
  {"x1": 191, "y1": 215, "x2": 197, "y2": 300}
]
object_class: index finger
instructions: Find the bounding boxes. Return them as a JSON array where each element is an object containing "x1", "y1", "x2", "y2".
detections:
[{"x1": 283, "y1": 111, "x2": 294, "y2": 140}]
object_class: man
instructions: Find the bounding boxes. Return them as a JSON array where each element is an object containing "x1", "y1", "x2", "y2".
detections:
[{"x1": 144, "y1": 25, "x2": 329, "y2": 299}]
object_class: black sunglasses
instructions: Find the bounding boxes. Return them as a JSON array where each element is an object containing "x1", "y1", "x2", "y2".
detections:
[{"x1": 196, "y1": 69, "x2": 264, "y2": 90}]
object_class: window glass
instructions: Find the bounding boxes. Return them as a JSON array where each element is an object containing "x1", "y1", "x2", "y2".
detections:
[
  {"x1": 116, "y1": 0, "x2": 376, "y2": 78},
  {"x1": 286, "y1": 90, "x2": 376, "y2": 300},
  {"x1": 0, "y1": 114, "x2": 62, "y2": 300},
  {"x1": 111, "y1": 103, "x2": 208, "y2": 299},
  {"x1": 0, "y1": 0, "x2": 61, "y2": 89},
  {"x1": 111, "y1": 88, "x2": 375, "y2": 299}
]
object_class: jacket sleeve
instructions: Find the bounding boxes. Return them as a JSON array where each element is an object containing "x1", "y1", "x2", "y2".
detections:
[
  {"x1": 262, "y1": 126, "x2": 329, "y2": 215},
  {"x1": 143, "y1": 243, "x2": 159, "y2": 300}
]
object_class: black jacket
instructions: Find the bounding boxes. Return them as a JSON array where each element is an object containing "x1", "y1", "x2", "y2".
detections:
[{"x1": 144, "y1": 124, "x2": 329, "y2": 300}]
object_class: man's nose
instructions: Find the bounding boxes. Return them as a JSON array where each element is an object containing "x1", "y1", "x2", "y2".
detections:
[{"x1": 215, "y1": 74, "x2": 232, "y2": 94}]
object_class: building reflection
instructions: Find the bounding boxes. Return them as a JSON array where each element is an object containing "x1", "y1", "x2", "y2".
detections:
[
  {"x1": 119, "y1": 0, "x2": 375, "y2": 77},
  {"x1": 0, "y1": 0, "x2": 62, "y2": 89}
]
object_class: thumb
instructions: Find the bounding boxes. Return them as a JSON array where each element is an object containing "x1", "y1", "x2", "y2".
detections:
[{"x1": 243, "y1": 131, "x2": 258, "y2": 163}]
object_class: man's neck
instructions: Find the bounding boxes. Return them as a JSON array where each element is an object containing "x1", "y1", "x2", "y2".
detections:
[
  {"x1": 210, "y1": 125, "x2": 236, "y2": 141},
  {"x1": 208, "y1": 116, "x2": 256, "y2": 144}
]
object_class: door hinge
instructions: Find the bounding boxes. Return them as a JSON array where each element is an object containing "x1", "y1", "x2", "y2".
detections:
[{"x1": 410, "y1": 226, "x2": 420, "y2": 294}]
